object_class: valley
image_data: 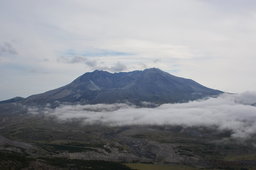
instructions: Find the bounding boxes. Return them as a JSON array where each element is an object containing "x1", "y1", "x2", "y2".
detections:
[{"x1": 1, "y1": 108, "x2": 256, "y2": 169}]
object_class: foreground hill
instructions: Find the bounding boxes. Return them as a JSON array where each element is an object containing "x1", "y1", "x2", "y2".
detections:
[
  {"x1": 1, "y1": 114, "x2": 256, "y2": 170},
  {"x1": 23, "y1": 68, "x2": 222, "y2": 105}
]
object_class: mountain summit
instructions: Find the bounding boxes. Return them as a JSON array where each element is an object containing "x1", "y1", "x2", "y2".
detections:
[{"x1": 23, "y1": 68, "x2": 222, "y2": 105}]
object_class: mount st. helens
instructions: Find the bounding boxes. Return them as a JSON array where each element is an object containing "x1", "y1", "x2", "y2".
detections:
[
  {"x1": 2, "y1": 69, "x2": 256, "y2": 170},
  {"x1": 2, "y1": 68, "x2": 222, "y2": 105}
]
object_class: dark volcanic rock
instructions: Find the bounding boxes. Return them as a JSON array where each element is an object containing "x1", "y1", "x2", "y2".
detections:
[{"x1": 20, "y1": 68, "x2": 222, "y2": 105}]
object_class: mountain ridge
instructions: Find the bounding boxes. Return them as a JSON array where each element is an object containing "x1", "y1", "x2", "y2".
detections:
[{"x1": 2, "y1": 68, "x2": 223, "y2": 106}]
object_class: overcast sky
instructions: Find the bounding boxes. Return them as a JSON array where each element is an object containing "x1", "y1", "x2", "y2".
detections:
[{"x1": 1, "y1": 0, "x2": 256, "y2": 100}]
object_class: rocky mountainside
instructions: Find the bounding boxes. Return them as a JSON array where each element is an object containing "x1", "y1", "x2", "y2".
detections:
[{"x1": 21, "y1": 68, "x2": 222, "y2": 105}]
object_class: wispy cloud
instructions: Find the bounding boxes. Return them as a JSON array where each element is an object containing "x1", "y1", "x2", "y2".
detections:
[
  {"x1": 59, "y1": 53, "x2": 127, "y2": 72},
  {"x1": 57, "y1": 48, "x2": 131, "y2": 72},
  {"x1": 30, "y1": 92, "x2": 256, "y2": 139},
  {"x1": 0, "y1": 42, "x2": 18, "y2": 64},
  {"x1": 63, "y1": 49, "x2": 133, "y2": 57},
  {"x1": 0, "y1": 42, "x2": 17, "y2": 56}
]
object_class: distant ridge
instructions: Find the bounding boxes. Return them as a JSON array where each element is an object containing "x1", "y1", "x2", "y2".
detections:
[
  {"x1": 12, "y1": 68, "x2": 223, "y2": 106},
  {"x1": 0, "y1": 97, "x2": 24, "y2": 104}
]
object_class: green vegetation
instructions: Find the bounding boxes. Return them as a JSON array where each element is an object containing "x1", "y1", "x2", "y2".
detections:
[
  {"x1": 0, "y1": 151, "x2": 31, "y2": 169},
  {"x1": 42, "y1": 157, "x2": 132, "y2": 170},
  {"x1": 0, "y1": 150, "x2": 132, "y2": 170},
  {"x1": 224, "y1": 154, "x2": 256, "y2": 161},
  {"x1": 125, "y1": 163, "x2": 197, "y2": 170}
]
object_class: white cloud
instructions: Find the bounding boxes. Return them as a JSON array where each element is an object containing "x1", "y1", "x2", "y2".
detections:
[{"x1": 31, "y1": 92, "x2": 256, "y2": 139}]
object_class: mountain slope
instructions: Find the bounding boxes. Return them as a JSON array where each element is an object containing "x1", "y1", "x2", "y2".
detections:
[
  {"x1": 23, "y1": 68, "x2": 222, "y2": 105},
  {"x1": 0, "y1": 97, "x2": 24, "y2": 104}
]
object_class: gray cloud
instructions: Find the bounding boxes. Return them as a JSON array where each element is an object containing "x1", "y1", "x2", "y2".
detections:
[
  {"x1": 85, "y1": 60, "x2": 97, "y2": 67},
  {"x1": 58, "y1": 56, "x2": 97, "y2": 67},
  {"x1": 59, "y1": 56, "x2": 127, "y2": 72},
  {"x1": 0, "y1": 42, "x2": 17, "y2": 56},
  {"x1": 99, "y1": 62, "x2": 127, "y2": 72},
  {"x1": 30, "y1": 92, "x2": 256, "y2": 139},
  {"x1": 59, "y1": 56, "x2": 87, "y2": 64}
]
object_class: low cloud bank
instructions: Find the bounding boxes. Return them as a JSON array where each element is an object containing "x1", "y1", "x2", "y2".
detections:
[{"x1": 30, "y1": 92, "x2": 256, "y2": 138}]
